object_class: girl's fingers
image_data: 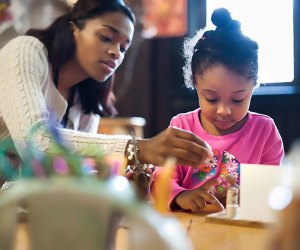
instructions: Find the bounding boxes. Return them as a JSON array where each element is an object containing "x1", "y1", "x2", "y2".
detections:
[
  {"x1": 189, "y1": 200, "x2": 202, "y2": 212},
  {"x1": 201, "y1": 179, "x2": 220, "y2": 191},
  {"x1": 201, "y1": 192, "x2": 224, "y2": 211},
  {"x1": 196, "y1": 180, "x2": 224, "y2": 211},
  {"x1": 193, "y1": 196, "x2": 206, "y2": 210}
]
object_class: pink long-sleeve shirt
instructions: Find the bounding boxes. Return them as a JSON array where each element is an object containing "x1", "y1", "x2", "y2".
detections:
[{"x1": 153, "y1": 109, "x2": 284, "y2": 209}]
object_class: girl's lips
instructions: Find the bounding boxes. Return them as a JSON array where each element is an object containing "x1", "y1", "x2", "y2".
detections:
[{"x1": 215, "y1": 120, "x2": 233, "y2": 129}]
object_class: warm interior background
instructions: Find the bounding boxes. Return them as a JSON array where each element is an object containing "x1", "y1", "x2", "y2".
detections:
[
  {"x1": 1, "y1": 0, "x2": 299, "y2": 155},
  {"x1": 115, "y1": 0, "x2": 300, "y2": 155}
]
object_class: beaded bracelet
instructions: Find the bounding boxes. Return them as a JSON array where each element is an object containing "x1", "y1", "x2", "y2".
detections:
[
  {"x1": 125, "y1": 135, "x2": 156, "y2": 200},
  {"x1": 125, "y1": 135, "x2": 156, "y2": 179},
  {"x1": 125, "y1": 164, "x2": 156, "y2": 179},
  {"x1": 127, "y1": 135, "x2": 140, "y2": 166}
]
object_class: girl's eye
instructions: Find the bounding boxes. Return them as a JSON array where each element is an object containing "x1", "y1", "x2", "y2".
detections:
[
  {"x1": 205, "y1": 98, "x2": 218, "y2": 103},
  {"x1": 232, "y1": 99, "x2": 243, "y2": 103}
]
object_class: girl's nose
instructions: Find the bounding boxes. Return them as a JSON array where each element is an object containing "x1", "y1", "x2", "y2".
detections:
[{"x1": 217, "y1": 104, "x2": 231, "y2": 116}]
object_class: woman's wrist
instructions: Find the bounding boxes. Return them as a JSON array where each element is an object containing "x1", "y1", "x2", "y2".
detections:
[
  {"x1": 124, "y1": 138, "x2": 155, "y2": 200},
  {"x1": 125, "y1": 138, "x2": 149, "y2": 164},
  {"x1": 134, "y1": 139, "x2": 148, "y2": 164}
]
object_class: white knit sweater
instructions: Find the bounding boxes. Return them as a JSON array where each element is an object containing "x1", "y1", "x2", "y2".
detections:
[{"x1": 0, "y1": 36, "x2": 130, "y2": 160}]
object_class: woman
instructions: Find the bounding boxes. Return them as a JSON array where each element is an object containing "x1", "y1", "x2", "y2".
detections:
[{"x1": 0, "y1": 0, "x2": 212, "y2": 178}]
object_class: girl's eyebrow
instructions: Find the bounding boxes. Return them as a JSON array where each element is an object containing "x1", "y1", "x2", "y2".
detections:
[
  {"x1": 202, "y1": 89, "x2": 216, "y2": 93},
  {"x1": 202, "y1": 89, "x2": 248, "y2": 93},
  {"x1": 101, "y1": 24, "x2": 132, "y2": 44},
  {"x1": 232, "y1": 89, "x2": 247, "y2": 93},
  {"x1": 202, "y1": 89, "x2": 247, "y2": 93}
]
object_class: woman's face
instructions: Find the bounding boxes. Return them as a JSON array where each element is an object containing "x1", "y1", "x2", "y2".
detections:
[
  {"x1": 195, "y1": 64, "x2": 254, "y2": 136},
  {"x1": 72, "y1": 11, "x2": 134, "y2": 82}
]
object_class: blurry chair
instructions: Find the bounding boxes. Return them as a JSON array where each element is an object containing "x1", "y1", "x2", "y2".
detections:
[
  {"x1": 98, "y1": 117, "x2": 146, "y2": 138},
  {"x1": 0, "y1": 176, "x2": 192, "y2": 250}
]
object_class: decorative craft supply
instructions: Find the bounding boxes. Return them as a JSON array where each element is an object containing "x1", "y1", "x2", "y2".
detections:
[
  {"x1": 192, "y1": 150, "x2": 240, "y2": 199},
  {"x1": 226, "y1": 185, "x2": 239, "y2": 218},
  {"x1": 153, "y1": 157, "x2": 177, "y2": 214},
  {"x1": 0, "y1": 121, "x2": 109, "y2": 181}
]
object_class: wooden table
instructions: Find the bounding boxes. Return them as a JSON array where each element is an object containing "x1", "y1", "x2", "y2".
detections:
[
  {"x1": 15, "y1": 209, "x2": 273, "y2": 250},
  {"x1": 174, "y1": 211, "x2": 273, "y2": 250}
]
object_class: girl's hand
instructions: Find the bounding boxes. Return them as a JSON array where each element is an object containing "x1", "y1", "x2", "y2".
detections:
[
  {"x1": 175, "y1": 179, "x2": 224, "y2": 212},
  {"x1": 226, "y1": 174, "x2": 239, "y2": 188},
  {"x1": 138, "y1": 127, "x2": 213, "y2": 167},
  {"x1": 215, "y1": 174, "x2": 239, "y2": 200}
]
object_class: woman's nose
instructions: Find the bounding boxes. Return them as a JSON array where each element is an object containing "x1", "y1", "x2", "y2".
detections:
[
  {"x1": 108, "y1": 45, "x2": 121, "y2": 59},
  {"x1": 217, "y1": 104, "x2": 231, "y2": 116}
]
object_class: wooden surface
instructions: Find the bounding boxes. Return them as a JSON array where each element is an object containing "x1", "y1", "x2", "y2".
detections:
[
  {"x1": 205, "y1": 210, "x2": 274, "y2": 229},
  {"x1": 15, "y1": 208, "x2": 273, "y2": 250},
  {"x1": 175, "y1": 211, "x2": 273, "y2": 250}
]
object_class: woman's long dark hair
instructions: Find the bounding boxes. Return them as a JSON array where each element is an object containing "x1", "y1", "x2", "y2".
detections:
[{"x1": 26, "y1": 0, "x2": 135, "y2": 117}]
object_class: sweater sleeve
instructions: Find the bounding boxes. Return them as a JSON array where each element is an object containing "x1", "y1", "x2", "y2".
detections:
[
  {"x1": 0, "y1": 36, "x2": 129, "y2": 160},
  {"x1": 150, "y1": 166, "x2": 188, "y2": 211},
  {"x1": 260, "y1": 118, "x2": 284, "y2": 165}
]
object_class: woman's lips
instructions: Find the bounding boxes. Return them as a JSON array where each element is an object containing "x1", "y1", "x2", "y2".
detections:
[
  {"x1": 99, "y1": 61, "x2": 115, "y2": 74},
  {"x1": 101, "y1": 60, "x2": 116, "y2": 70}
]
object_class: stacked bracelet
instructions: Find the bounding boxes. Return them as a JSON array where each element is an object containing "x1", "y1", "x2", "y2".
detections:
[
  {"x1": 125, "y1": 164, "x2": 156, "y2": 180},
  {"x1": 125, "y1": 136, "x2": 156, "y2": 179},
  {"x1": 125, "y1": 135, "x2": 156, "y2": 200},
  {"x1": 127, "y1": 135, "x2": 140, "y2": 166}
]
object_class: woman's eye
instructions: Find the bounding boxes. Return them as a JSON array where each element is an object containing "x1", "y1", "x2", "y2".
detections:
[
  {"x1": 120, "y1": 47, "x2": 128, "y2": 53},
  {"x1": 99, "y1": 35, "x2": 112, "y2": 42}
]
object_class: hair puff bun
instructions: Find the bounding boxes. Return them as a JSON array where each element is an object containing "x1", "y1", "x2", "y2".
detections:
[{"x1": 211, "y1": 8, "x2": 232, "y2": 29}]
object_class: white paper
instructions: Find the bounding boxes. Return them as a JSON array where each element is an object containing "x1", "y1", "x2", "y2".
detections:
[{"x1": 239, "y1": 164, "x2": 281, "y2": 223}]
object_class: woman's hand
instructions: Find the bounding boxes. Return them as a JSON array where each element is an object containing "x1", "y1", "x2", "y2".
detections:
[
  {"x1": 175, "y1": 179, "x2": 224, "y2": 212},
  {"x1": 138, "y1": 127, "x2": 213, "y2": 167}
]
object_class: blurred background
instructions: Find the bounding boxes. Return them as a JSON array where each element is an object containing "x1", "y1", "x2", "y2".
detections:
[{"x1": 1, "y1": 0, "x2": 300, "y2": 154}]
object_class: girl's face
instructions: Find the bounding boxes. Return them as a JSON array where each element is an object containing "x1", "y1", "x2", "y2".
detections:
[
  {"x1": 72, "y1": 11, "x2": 134, "y2": 82},
  {"x1": 195, "y1": 65, "x2": 254, "y2": 136}
]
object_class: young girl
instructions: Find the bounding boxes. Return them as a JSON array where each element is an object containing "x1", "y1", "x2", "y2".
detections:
[
  {"x1": 152, "y1": 8, "x2": 284, "y2": 212},
  {"x1": 0, "y1": 0, "x2": 213, "y2": 186}
]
